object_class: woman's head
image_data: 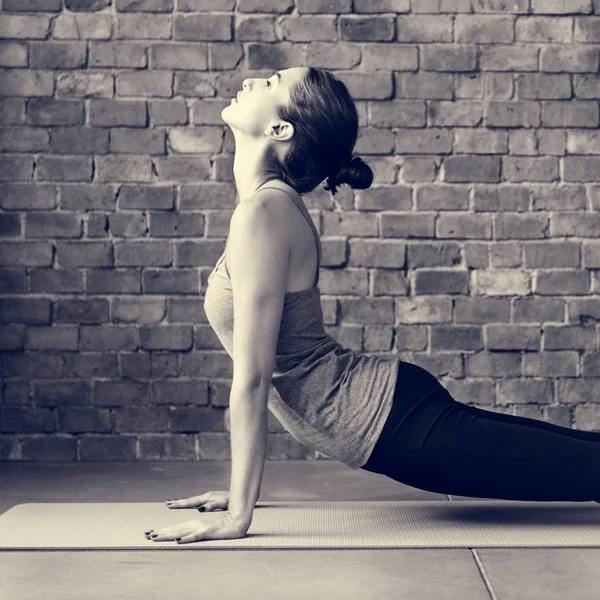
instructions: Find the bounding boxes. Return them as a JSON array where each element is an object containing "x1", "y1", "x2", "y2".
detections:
[{"x1": 222, "y1": 66, "x2": 373, "y2": 196}]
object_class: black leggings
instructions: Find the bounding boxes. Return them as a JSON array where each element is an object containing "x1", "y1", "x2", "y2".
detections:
[{"x1": 361, "y1": 360, "x2": 600, "y2": 502}]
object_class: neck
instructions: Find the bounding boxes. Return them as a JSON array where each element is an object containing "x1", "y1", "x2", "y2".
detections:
[{"x1": 232, "y1": 137, "x2": 281, "y2": 203}]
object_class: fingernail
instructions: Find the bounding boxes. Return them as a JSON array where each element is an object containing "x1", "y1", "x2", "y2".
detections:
[{"x1": 198, "y1": 506, "x2": 205, "y2": 512}]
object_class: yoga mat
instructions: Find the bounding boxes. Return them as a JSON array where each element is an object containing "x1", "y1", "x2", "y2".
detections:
[{"x1": 1, "y1": 501, "x2": 600, "y2": 550}]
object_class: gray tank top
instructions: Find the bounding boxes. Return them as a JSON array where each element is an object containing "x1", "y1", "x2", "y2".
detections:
[{"x1": 203, "y1": 178, "x2": 400, "y2": 469}]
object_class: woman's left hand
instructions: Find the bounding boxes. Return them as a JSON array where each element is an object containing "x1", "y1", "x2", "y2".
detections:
[{"x1": 144, "y1": 511, "x2": 248, "y2": 545}]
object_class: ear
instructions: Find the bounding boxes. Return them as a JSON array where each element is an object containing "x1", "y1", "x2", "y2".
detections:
[{"x1": 265, "y1": 120, "x2": 294, "y2": 142}]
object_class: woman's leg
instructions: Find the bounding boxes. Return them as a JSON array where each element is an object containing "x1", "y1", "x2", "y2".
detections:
[{"x1": 362, "y1": 361, "x2": 600, "y2": 502}]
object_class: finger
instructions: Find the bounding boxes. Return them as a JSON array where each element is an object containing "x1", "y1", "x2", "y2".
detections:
[{"x1": 166, "y1": 495, "x2": 207, "y2": 509}]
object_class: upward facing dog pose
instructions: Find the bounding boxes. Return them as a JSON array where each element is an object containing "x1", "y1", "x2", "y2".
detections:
[{"x1": 144, "y1": 67, "x2": 600, "y2": 546}]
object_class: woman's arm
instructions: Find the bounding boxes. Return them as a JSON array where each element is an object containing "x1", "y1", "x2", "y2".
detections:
[
  {"x1": 228, "y1": 382, "x2": 269, "y2": 531},
  {"x1": 225, "y1": 191, "x2": 290, "y2": 531}
]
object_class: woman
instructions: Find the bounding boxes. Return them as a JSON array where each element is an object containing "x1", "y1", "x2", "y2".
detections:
[{"x1": 144, "y1": 67, "x2": 600, "y2": 545}]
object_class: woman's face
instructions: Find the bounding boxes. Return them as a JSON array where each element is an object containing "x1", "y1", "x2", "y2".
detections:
[{"x1": 222, "y1": 66, "x2": 309, "y2": 139}]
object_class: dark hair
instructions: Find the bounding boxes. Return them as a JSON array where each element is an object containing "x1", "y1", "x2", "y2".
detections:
[{"x1": 272, "y1": 67, "x2": 374, "y2": 196}]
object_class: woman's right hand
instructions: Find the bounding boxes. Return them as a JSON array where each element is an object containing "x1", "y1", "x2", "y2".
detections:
[{"x1": 165, "y1": 491, "x2": 230, "y2": 512}]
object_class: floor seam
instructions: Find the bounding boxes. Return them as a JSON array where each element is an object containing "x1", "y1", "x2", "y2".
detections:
[{"x1": 471, "y1": 549, "x2": 499, "y2": 600}]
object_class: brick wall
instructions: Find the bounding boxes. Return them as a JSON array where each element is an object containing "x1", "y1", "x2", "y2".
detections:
[{"x1": 1, "y1": 0, "x2": 599, "y2": 462}]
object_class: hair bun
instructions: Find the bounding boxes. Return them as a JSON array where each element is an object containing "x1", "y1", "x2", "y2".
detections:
[{"x1": 324, "y1": 156, "x2": 374, "y2": 196}]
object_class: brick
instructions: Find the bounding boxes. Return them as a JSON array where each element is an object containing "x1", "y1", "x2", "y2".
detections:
[
  {"x1": 396, "y1": 15, "x2": 453, "y2": 42},
  {"x1": 80, "y1": 435, "x2": 137, "y2": 461},
  {"x1": 531, "y1": 0, "x2": 592, "y2": 13},
  {"x1": 540, "y1": 46, "x2": 599, "y2": 72},
  {"x1": 381, "y1": 213, "x2": 435, "y2": 238},
  {"x1": 109, "y1": 128, "x2": 166, "y2": 155},
  {"x1": 414, "y1": 269, "x2": 470, "y2": 294},
  {"x1": 0, "y1": 127, "x2": 48, "y2": 152},
  {"x1": 150, "y1": 43, "x2": 207, "y2": 70},
  {"x1": 247, "y1": 43, "x2": 307, "y2": 69},
  {"x1": 138, "y1": 434, "x2": 196, "y2": 460},
  {"x1": 0, "y1": 241, "x2": 52, "y2": 267},
  {"x1": 306, "y1": 42, "x2": 361, "y2": 69},
  {"x1": 116, "y1": 72, "x2": 173, "y2": 98},
  {"x1": 29, "y1": 41, "x2": 87, "y2": 69},
  {"x1": 237, "y1": 0, "x2": 293, "y2": 11},
  {"x1": 530, "y1": 184, "x2": 587, "y2": 210},
  {"x1": 235, "y1": 16, "x2": 277, "y2": 42},
  {"x1": 513, "y1": 297, "x2": 566, "y2": 323},
  {"x1": 464, "y1": 353, "x2": 521, "y2": 379},
  {"x1": 66, "y1": 0, "x2": 111, "y2": 9},
  {"x1": 574, "y1": 74, "x2": 600, "y2": 98},
  {"x1": 25, "y1": 213, "x2": 83, "y2": 238},
  {"x1": 361, "y1": 44, "x2": 417, "y2": 71},
  {"x1": 3, "y1": 0, "x2": 61, "y2": 9},
  {"x1": 472, "y1": 0, "x2": 529, "y2": 11},
  {"x1": 565, "y1": 156, "x2": 600, "y2": 181},
  {"x1": 26, "y1": 99, "x2": 85, "y2": 126},
  {"x1": 537, "y1": 270, "x2": 591, "y2": 295},
  {"x1": 0, "y1": 218, "x2": 24, "y2": 243},
  {"x1": 89, "y1": 100, "x2": 147, "y2": 127},
  {"x1": 296, "y1": 0, "x2": 352, "y2": 12},
  {"x1": 0, "y1": 15, "x2": 50, "y2": 39},
  {"x1": 369, "y1": 100, "x2": 425, "y2": 127},
  {"x1": 485, "y1": 101, "x2": 541, "y2": 127},
  {"x1": 550, "y1": 212, "x2": 600, "y2": 236},
  {"x1": 400, "y1": 156, "x2": 440, "y2": 182},
  {"x1": 454, "y1": 128, "x2": 508, "y2": 153},
  {"x1": 395, "y1": 128, "x2": 453, "y2": 154},
  {"x1": 495, "y1": 214, "x2": 550, "y2": 240},
  {"x1": 0, "y1": 99, "x2": 25, "y2": 124},
  {"x1": 541, "y1": 101, "x2": 599, "y2": 127},
  {"x1": 0, "y1": 70, "x2": 54, "y2": 97},
  {"x1": 354, "y1": 0, "x2": 410, "y2": 11},
  {"x1": 178, "y1": 0, "x2": 235, "y2": 9},
  {"x1": 339, "y1": 16, "x2": 395, "y2": 41},
  {"x1": 394, "y1": 72, "x2": 454, "y2": 99},
  {"x1": 567, "y1": 130, "x2": 600, "y2": 153},
  {"x1": 454, "y1": 297, "x2": 510, "y2": 324},
  {"x1": 0, "y1": 42, "x2": 28, "y2": 68},
  {"x1": 430, "y1": 325, "x2": 484, "y2": 351},
  {"x1": 437, "y1": 213, "x2": 493, "y2": 238},
  {"x1": 56, "y1": 408, "x2": 111, "y2": 433},
  {"x1": 36, "y1": 156, "x2": 92, "y2": 182},
  {"x1": 497, "y1": 378, "x2": 552, "y2": 404},
  {"x1": 22, "y1": 436, "x2": 77, "y2": 461},
  {"x1": 0, "y1": 298, "x2": 49, "y2": 324},
  {"x1": 115, "y1": 15, "x2": 172, "y2": 40},
  {"x1": 0, "y1": 269, "x2": 26, "y2": 293},
  {"x1": 279, "y1": 16, "x2": 337, "y2": 41},
  {"x1": 115, "y1": 0, "x2": 174, "y2": 10},
  {"x1": 412, "y1": 0, "x2": 471, "y2": 11},
  {"x1": 421, "y1": 45, "x2": 477, "y2": 72},
  {"x1": 334, "y1": 71, "x2": 393, "y2": 100},
  {"x1": 546, "y1": 325, "x2": 596, "y2": 350},
  {"x1": 173, "y1": 14, "x2": 233, "y2": 42},
  {"x1": 516, "y1": 16, "x2": 573, "y2": 42},
  {"x1": 0, "y1": 156, "x2": 33, "y2": 181},
  {"x1": 575, "y1": 16, "x2": 600, "y2": 41},
  {"x1": 416, "y1": 185, "x2": 469, "y2": 210},
  {"x1": 0, "y1": 407, "x2": 56, "y2": 433},
  {"x1": 443, "y1": 155, "x2": 501, "y2": 183},
  {"x1": 480, "y1": 44, "x2": 538, "y2": 71},
  {"x1": 474, "y1": 269, "x2": 531, "y2": 295},
  {"x1": 502, "y1": 157, "x2": 559, "y2": 182},
  {"x1": 53, "y1": 13, "x2": 112, "y2": 40},
  {"x1": 88, "y1": 41, "x2": 148, "y2": 68},
  {"x1": 455, "y1": 15, "x2": 515, "y2": 43},
  {"x1": 456, "y1": 72, "x2": 514, "y2": 99},
  {"x1": 428, "y1": 101, "x2": 483, "y2": 126},
  {"x1": 56, "y1": 72, "x2": 113, "y2": 98},
  {"x1": 516, "y1": 74, "x2": 571, "y2": 99}
]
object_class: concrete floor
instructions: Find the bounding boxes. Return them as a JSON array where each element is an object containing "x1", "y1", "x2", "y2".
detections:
[{"x1": 1, "y1": 460, "x2": 599, "y2": 600}]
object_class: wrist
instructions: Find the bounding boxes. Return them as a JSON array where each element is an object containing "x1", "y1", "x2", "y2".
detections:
[{"x1": 231, "y1": 513, "x2": 252, "y2": 534}]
